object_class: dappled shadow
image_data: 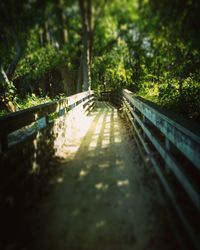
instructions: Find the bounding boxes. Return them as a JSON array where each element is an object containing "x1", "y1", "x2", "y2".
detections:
[
  {"x1": 0, "y1": 101, "x2": 179, "y2": 249},
  {"x1": 28, "y1": 102, "x2": 136, "y2": 250},
  {"x1": 0, "y1": 95, "x2": 96, "y2": 249},
  {"x1": 27, "y1": 102, "x2": 177, "y2": 250},
  {"x1": 0, "y1": 113, "x2": 68, "y2": 249}
]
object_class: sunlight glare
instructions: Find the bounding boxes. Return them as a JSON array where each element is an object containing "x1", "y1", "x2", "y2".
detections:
[
  {"x1": 79, "y1": 170, "x2": 87, "y2": 178},
  {"x1": 57, "y1": 177, "x2": 63, "y2": 183},
  {"x1": 95, "y1": 182, "x2": 109, "y2": 190},
  {"x1": 117, "y1": 180, "x2": 129, "y2": 187},
  {"x1": 114, "y1": 136, "x2": 122, "y2": 143},
  {"x1": 102, "y1": 137, "x2": 110, "y2": 147},
  {"x1": 89, "y1": 140, "x2": 98, "y2": 150},
  {"x1": 99, "y1": 162, "x2": 110, "y2": 169}
]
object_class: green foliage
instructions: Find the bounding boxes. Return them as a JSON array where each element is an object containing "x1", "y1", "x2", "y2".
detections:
[
  {"x1": 0, "y1": 68, "x2": 17, "y2": 106},
  {"x1": 92, "y1": 0, "x2": 138, "y2": 92},
  {"x1": 119, "y1": 0, "x2": 200, "y2": 120},
  {"x1": 0, "y1": 110, "x2": 9, "y2": 117},
  {"x1": 17, "y1": 94, "x2": 52, "y2": 110},
  {"x1": 15, "y1": 45, "x2": 60, "y2": 80},
  {"x1": 1, "y1": 0, "x2": 200, "y2": 121},
  {"x1": 92, "y1": 40, "x2": 131, "y2": 91},
  {"x1": 158, "y1": 77, "x2": 200, "y2": 120}
]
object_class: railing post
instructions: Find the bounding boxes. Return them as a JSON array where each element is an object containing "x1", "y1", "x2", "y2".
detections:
[
  {"x1": 142, "y1": 115, "x2": 146, "y2": 139},
  {"x1": 165, "y1": 138, "x2": 172, "y2": 173},
  {"x1": 45, "y1": 115, "x2": 49, "y2": 126},
  {"x1": 165, "y1": 137, "x2": 175, "y2": 173},
  {"x1": 1, "y1": 135, "x2": 8, "y2": 153}
]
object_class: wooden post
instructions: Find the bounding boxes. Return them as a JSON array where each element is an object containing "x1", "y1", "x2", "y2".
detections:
[
  {"x1": 142, "y1": 115, "x2": 146, "y2": 139},
  {"x1": 165, "y1": 138, "x2": 171, "y2": 173},
  {"x1": 1, "y1": 135, "x2": 8, "y2": 153},
  {"x1": 45, "y1": 115, "x2": 49, "y2": 126}
]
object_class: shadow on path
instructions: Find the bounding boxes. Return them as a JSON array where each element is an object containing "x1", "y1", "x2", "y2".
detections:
[{"x1": 27, "y1": 102, "x2": 177, "y2": 250}]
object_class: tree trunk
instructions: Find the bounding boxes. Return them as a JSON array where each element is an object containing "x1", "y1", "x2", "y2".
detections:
[
  {"x1": 6, "y1": 30, "x2": 21, "y2": 81},
  {"x1": 54, "y1": 0, "x2": 68, "y2": 46},
  {"x1": 60, "y1": 66, "x2": 76, "y2": 96},
  {"x1": 77, "y1": 54, "x2": 83, "y2": 93},
  {"x1": 79, "y1": 0, "x2": 91, "y2": 91}
]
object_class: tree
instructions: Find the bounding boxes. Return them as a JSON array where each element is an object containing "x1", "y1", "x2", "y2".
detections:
[
  {"x1": 79, "y1": 0, "x2": 108, "y2": 91},
  {"x1": 0, "y1": 0, "x2": 37, "y2": 110}
]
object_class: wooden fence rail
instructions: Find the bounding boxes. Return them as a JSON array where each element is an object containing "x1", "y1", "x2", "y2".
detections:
[
  {"x1": 1, "y1": 89, "x2": 199, "y2": 248},
  {"x1": 0, "y1": 91, "x2": 94, "y2": 153},
  {"x1": 120, "y1": 89, "x2": 200, "y2": 250},
  {"x1": 0, "y1": 90, "x2": 95, "y2": 248}
]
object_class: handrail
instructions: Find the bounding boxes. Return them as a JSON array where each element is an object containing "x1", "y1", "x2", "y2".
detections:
[
  {"x1": 121, "y1": 89, "x2": 200, "y2": 250},
  {"x1": 123, "y1": 89, "x2": 200, "y2": 170},
  {"x1": 0, "y1": 90, "x2": 94, "y2": 152}
]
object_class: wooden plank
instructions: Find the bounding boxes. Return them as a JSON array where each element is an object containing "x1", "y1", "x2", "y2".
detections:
[
  {"x1": 122, "y1": 99, "x2": 149, "y2": 154},
  {"x1": 149, "y1": 154, "x2": 200, "y2": 250},
  {"x1": 123, "y1": 89, "x2": 200, "y2": 171},
  {"x1": 0, "y1": 91, "x2": 94, "y2": 139},
  {"x1": 0, "y1": 101, "x2": 58, "y2": 137},
  {"x1": 123, "y1": 98, "x2": 200, "y2": 250},
  {"x1": 67, "y1": 91, "x2": 93, "y2": 106},
  {"x1": 130, "y1": 107, "x2": 200, "y2": 210}
]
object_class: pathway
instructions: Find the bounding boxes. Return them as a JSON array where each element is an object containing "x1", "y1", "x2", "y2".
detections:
[{"x1": 27, "y1": 102, "x2": 177, "y2": 250}]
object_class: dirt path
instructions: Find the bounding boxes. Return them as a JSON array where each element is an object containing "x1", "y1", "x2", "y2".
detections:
[{"x1": 28, "y1": 102, "x2": 177, "y2": 250}]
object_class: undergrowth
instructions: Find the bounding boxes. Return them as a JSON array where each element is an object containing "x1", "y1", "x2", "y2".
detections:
[{"x1": 137, "y1": 78, "x2": 200, "y2": 121}]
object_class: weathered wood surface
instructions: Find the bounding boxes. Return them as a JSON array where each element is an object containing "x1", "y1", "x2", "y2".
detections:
[
  {"x1": 0, "y1": 91, "x2": 96, "y2": 249},
  {"x1": 0, "y1": 90, "x2": 95, "y2": 212},
  {"x1": 121, "y1": 89, "x2": 200, "y2": 250},
  {"x1": 123, "y1": 96, "x2": 200, "y2": 208},
  {"x1": 123, "y1": 89, "x2": 200, "y2": 171},
  {"x1": 100, "y1": 91, "x2": 111, "y2": 101},
  {"x1": 0, "y1": 91, "x2": 94, "y2": 152}
]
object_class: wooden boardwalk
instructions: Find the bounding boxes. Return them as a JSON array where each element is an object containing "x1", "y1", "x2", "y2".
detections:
[{"x1": 26, "y1": 103, "x2": 177, "y2": 250}]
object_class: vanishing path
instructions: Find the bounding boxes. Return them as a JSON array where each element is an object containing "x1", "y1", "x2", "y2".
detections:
[{"x1": 28, "y1": 102, "x2": 177, "y2": 250}]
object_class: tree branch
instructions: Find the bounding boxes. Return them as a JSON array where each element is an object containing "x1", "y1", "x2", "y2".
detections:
[{"x1": 6, "y1": 29, "x2": 22, "y2": 80}]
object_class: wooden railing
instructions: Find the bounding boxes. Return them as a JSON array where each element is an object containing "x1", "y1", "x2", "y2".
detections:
[
  {"x1": 0, "y1": 91, "x2": 94, "y2": 153},
  {"x1": 0, "y1": 91, "x2": 95, "y2": 248},
  {"x1": 99, "y1": 91, "x2": 111, "y2": 101},
  {"x1": 121, "y1": 89, "x2": 200, "y2": 249}
]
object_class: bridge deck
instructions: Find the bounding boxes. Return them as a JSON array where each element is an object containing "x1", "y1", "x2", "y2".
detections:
[{"x1": 27, "y1": 102, "x2": 177, "y2": 250}]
